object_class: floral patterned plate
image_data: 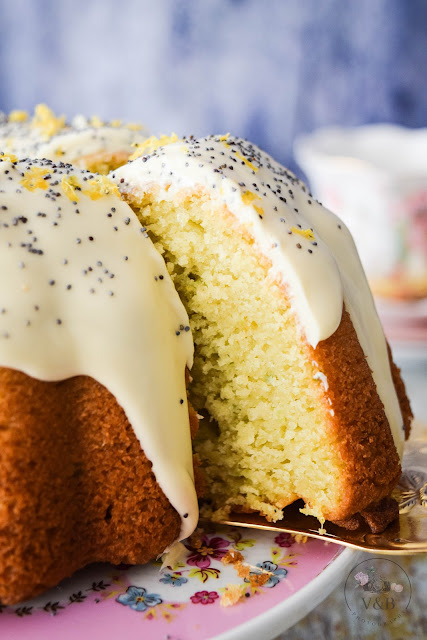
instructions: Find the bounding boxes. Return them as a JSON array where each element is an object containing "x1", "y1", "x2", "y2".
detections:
[{"x1": 0, "y1": 524, "x2": 356, "y2": 640}]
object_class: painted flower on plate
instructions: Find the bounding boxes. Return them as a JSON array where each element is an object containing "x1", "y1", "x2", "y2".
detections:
[
  {"x1": 116, "y1": 586, "x2": 162, "y2": 611},
  {"x1": 190, "y1": 590, "x2": 219, "y2": 605},
  {"x1": 185, "y1": 535, "x2": 229, "y2": 569},
  {"x1": 159, "y1": 572, "x2": 188, "y2": 587},
  {"x1": 246, "y1": 561, "x2": 288, "y2": 588},
  {"x1": 274, "y1": 532, "x2": 295, "y2": 548}
]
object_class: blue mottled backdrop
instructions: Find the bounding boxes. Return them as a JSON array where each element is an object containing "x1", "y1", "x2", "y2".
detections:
[{"x1": 0, "y1": 0, "x2": 427, "y2": 172}]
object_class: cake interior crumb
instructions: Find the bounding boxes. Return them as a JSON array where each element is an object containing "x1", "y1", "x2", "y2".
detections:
[{"x1": 126, "y1": 189, "x2": 347, "y2": 522}]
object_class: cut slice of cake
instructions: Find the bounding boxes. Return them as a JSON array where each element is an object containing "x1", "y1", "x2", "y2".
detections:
[{"x1": 111, "y1": 134, "x2": 412, "y2": 528}]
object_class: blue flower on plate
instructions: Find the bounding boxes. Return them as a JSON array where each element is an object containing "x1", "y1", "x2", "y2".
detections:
[
  {"x1": 159, "y1": 572, "x2": 188, "y2": 587},
  {"x1": 246, "y1": 561, "x2": 288, "y2": 588},
  {"x1": 116, "y1": 586, "x2": 162, "y2": 611}
]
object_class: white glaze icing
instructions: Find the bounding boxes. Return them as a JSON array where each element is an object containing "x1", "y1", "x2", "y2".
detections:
[
  {"x1": 111, "y1": 134, "x2": 404, "y2": 456},
  {"x1": 313, "y1": 370, "x2": 329, "y2": 392},
  {"x1": 0, "y1": 114, "x2": 44, "y2": 158},
  {"x1": 0, "y1": 157, "x2": 197, "y2": 540}
]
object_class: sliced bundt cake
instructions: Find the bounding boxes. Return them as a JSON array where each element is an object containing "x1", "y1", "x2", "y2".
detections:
[{"x1": 112, "y1": 134, "x2": 412, "y2": 527}]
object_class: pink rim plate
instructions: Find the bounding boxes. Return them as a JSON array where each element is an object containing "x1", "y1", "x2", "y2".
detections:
[{"x1": 0, "y1": 523, "x2": 357, "y2": 640}]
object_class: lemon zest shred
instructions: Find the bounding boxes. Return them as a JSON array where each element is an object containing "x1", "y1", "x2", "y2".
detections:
[
  {"x1": 219, "y1": 133, "x2": 230, "y2": 141},
  {"x1": 31, "y1": 104, "x2": 66, "y2": 139},
  {"x1": 82, "y1": 175, "x2": 120, "y2": 200},
  {"x1": 110, "y1": 119, "x2": 122, "y2": 128},
  {"x1": 222, "y1": 138, "x2": 258, "y2": 171},
  {"x1": 8, "y1": 110, "x2": 28, "y2": 123},
  {"x1": 126, "y1": 122, "x2": 143, "y2": 131},
  {"x1": 90, "y1": 115, "x2": 104, "y2": 128},
  {"x1": 0, "y1": 151, "x2": 18, "y2": 163},
  {"x1": 234, "y1": 150, "x2": 258, "y2": 172},
  {"x1": 253, "y1": 204, "x2": 264, "y2": 217},
  {"x1": 290, "y1": 226, "x2": 315, "y2": 241},
  {"x1": 61, "y1": 175, "x2": 81, "y2": 202},
  {"x1": 241, "y1": 190, "x2": 262, "y2": 205},
  {"x1": 129, "y1": 133, "x2": 181, "y2": 160},
  {"x1": 20, "y1": 167, "x2": 50, "y2": 191}
]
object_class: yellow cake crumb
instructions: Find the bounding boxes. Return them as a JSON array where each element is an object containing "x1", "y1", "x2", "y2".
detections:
[
  {"x1": 300, "y1": 505, "x2": 326, "y2": 532},
  {"x1": 248, "y1": 570, "x2": 270, "y2": 587},
  {"x1": 220, "y1": 584, "x2": 245, "y2": 607},
  {"x1": 221, "y1": 549, "x2": 244, "y2": 566},
  {"x1": 208, "y1": 505, "x2": 232, "y2": 522},
  {"x1": 293, "y1": 534, "x2": 308, "y2": 544},
  {"x1": 235, "y1": 562, "x2": 251, "y2": 579},
  {"x1": 221, "y1": 550, "x2": 270, "y2": 586}
]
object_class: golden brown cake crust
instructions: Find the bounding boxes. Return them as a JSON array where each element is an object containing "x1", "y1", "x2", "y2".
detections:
[
  {"x1": 331, "y1": 496, "x2": 400, "y2": 533},
  {"x1": 387, "y1": 343, "x2": 413, "y2": 440},
  {"x1": 306, "y1": 307, "x2": 407, "y2": 522},
  {"x1": 0, "y1": 368, "x2": 182, "y2": 605}
]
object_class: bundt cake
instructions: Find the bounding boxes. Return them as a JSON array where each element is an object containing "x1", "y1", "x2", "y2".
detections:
[
  {"x1": 0, "y1": 104, "x2": 147, "y2": 174},
  {"x1": 0, "y1": 155, "x2": 198, "y2": 604},
  {"x1": 111, "y1": 134, "x2": 412, "y2": 526},
  {"x1": 0, "y1": 131, "x2": 412, "y2": 606}
]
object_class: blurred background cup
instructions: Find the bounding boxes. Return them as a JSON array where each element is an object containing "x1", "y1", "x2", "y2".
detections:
[
  {"x1": 294, "y1": 125, "x2": 427, "y2": 359},
  {"x1": 295, "y1": 125, "x2": 427, "y2": 302}
]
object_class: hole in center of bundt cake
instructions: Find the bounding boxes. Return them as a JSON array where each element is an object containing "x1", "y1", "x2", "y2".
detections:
[{"x1": 126, "y1": 190, "x2": 346, "y2": 523}]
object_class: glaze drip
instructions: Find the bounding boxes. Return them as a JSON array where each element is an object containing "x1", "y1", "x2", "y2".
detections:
[{"x1": 0, "y1": 156, "x2": 196, "y2": 540}]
